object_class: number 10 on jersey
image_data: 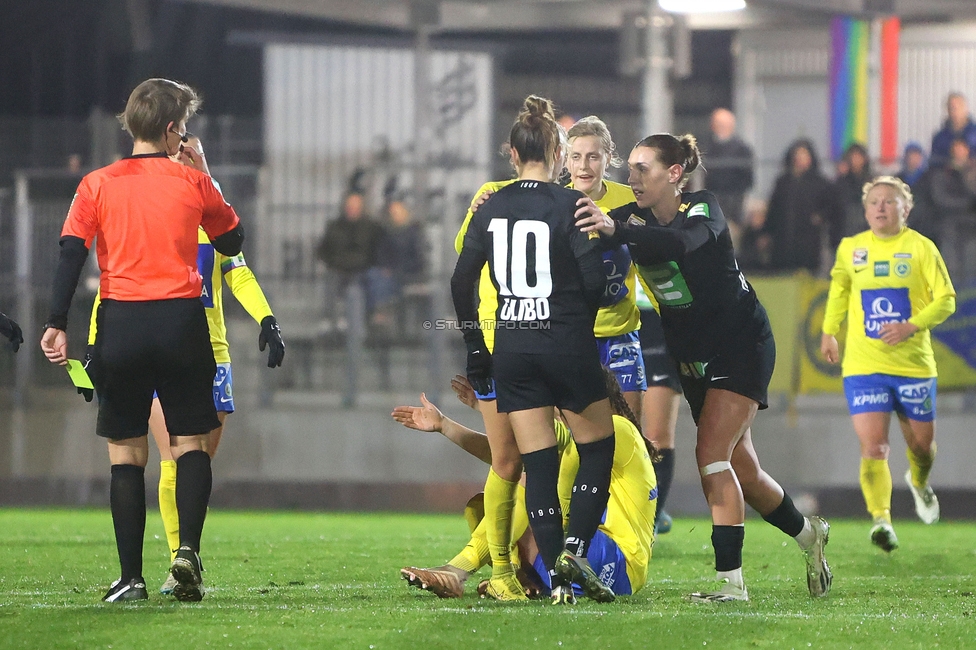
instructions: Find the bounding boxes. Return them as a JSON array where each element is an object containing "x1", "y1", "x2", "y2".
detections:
[{"x1": 488, "y1": 218, "x2": 552, "y2": 322}]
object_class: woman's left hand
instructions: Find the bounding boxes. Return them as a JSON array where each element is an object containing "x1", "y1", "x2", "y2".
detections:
[
  {"x1": 575, "y1": 197, "x2": 615, "y2": 236},
  {"x1": 879, "y1": 321, "x2": 919, "y2": 346}
]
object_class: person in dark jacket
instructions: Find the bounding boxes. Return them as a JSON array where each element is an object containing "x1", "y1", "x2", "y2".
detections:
[
  {"x1": 317, "y1": 192, "x2": 385, "y2": 274},
  {"x1": 316, "y1": 192, "x2": 386, "y2": 332},
  {"x1": 928, "y1": 137, "x2": 976, "y2": 281},
  {"x1": 369, "y1": 198, "x2": 426, "y2": 329},
  {"x1": 930, "y1": 93, "x2": 976, "y2": 169},
  {"x1": 700, "y1": 108, "x2": 754, "y2": 229},
  {"x1": 897, "y1": 142, "x2": 927, "y2": 189},
  {"x1": 764, "y1": 139, "x2": 842, "y2": 273},
  {"x1": 835, "y1": 143, "x2": 873, "y2": 238}
]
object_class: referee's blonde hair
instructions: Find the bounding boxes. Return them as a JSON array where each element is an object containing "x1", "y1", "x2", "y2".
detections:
[
  {"x1": 861, "y1": 175, "x2": 914, "y2": 215},
  {"x1": 568, "y1": 116, "x2": 624, "y2": 171}
]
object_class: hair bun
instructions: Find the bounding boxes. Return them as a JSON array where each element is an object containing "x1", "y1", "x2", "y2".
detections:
[{"x1": 678, "y1": 134, "x2": 701, "y2": 173}]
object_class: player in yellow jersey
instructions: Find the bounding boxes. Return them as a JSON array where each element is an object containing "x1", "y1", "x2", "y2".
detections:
[
  {"x1": 394, "y1": 370, "x2": 656, "y2": 599},
  {"x1": 821, "y1": 176, "x2": 955, "y2": 552},
  {"x1": 86, "y1": 134, "x2": 285, "y2": 594},
  {"x1": 565, "y1": 117, "x2": 645, "y2": 416}
]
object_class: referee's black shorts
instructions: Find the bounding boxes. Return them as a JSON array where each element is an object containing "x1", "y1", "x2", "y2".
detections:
[
  {"x1": 493, "y1": 348, "x2": 608, "y2": 415},
  {"x1": 92, "y1": 298, "x2": 220, "y2": 440},
  {"x1": 678, "y1": 329, "x2": 775, "y2": 425}
]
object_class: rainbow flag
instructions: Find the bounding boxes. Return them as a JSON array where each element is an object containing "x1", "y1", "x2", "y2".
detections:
[
  {"x1": 879, "y1": 17, "x2": 901, "y2": 164},
  {"x1": 829, "y1": 17, "x2": 869, "y2": 161}
]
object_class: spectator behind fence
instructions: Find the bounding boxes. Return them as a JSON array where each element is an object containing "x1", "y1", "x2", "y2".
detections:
[
  {"x1": 928, "y1": 137, "x2": 976, "y2": 282},
  {"x1": 836, "y1": 143, "x2": 873, "y2": 238},
  {"x1": 315, "y1": 192, "x2": 385, "y2": 331},
  {"x1": 897, "y1": 142, "x2": 928, "y2": 189},
  {"x1": 764, "y1": 139, "x2": 841, "y2": 273},
  {"x1": 368, "y1": 198, "x2": 426, "y2": 330},
  {"x1": 737, "y1": 198, "x2": 773, "y2": 272},
  {"x1": 930, "y1": 92, "x2": 976, "y2": 168},
  {"x1": 700, "y1": 108, "x2": 754, "y2": 230}
]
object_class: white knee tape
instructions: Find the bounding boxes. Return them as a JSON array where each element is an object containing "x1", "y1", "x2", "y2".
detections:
[{"x1": 700, "y1": 461, "x2": 733, "y2": 478}]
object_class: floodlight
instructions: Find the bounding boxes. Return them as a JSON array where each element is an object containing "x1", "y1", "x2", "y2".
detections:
[{"x1": 658, "y1": 0, "x2": 746, "y2": 13}]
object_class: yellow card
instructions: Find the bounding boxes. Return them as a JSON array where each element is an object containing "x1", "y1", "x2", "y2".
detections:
[{"x1": 65, "y1": 359, "x2": 94, "y2": 390}]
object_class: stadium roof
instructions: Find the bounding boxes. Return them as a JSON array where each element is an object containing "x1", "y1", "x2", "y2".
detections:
[{"x1": 178, "y1": 0, "x2": 976, "y2": 31}]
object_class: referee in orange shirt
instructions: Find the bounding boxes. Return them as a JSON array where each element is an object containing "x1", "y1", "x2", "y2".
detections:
[{"x1": 40, "y1": 78, "x2": 244, "y2": 603}]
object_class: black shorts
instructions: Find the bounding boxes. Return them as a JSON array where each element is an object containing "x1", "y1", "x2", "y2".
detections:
[
  {"x1": 638, "y1": 309, "x2": 682, "y2": 393},
  {"x1": 92, "y1": 298, "x2": 219, "y2": 440},
  {"x1": 677, "y1": 330, "x2": 776, "y2": 425},
  {"x1": 493, "y1": 349, "x2": 608, "y2": 415}
]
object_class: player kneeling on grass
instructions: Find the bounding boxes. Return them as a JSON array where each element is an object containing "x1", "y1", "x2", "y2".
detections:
[{"x1": 393, "y1": 371, "x2": 657, "y2": 601}]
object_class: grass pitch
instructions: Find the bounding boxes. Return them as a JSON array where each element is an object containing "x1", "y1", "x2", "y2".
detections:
[{"x1": 0, "y1": 509, "x2": 973, "y2": 649}]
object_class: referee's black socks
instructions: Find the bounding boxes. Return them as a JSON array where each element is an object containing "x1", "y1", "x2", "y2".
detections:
[
  {"x1": 521, "y1": 445, "x2": 563, "y2": 573},
  {"x1": 565, "y1": 434, "x2": 615, "y2": 559},
  {"x1": 110, "y1": 464, "x2": 146, "y2": 582},
  {"x1": 176, "y1": 450, "x2": 212, "y2": 552}
]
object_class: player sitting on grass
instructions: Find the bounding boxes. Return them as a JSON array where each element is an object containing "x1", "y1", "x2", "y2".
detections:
[{"x1": 393, "y1": 370, "x2": 657, "y2": 601}]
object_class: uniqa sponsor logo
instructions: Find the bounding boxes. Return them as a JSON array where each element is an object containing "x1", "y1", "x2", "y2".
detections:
[{"x1": 865, "y1": 296, "x2": 905, "y2": 334}]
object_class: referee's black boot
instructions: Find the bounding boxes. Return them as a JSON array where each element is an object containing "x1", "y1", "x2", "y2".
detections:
[
  {"x1": 170, "y1": 545, "x2": 205, "y2": 602},
  {"x1": 102, "y1": 577, "x2": 148, "y2": 603}
]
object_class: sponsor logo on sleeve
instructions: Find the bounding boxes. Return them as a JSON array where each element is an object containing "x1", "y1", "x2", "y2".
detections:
[
  {"x1": 874, "y1": 261, "x2": 890, "y2": 277},
  {"x1": 853, "y1": 248, "x2": 868, "y2": 266},
  {"x1": 687, "y1": 203, "x2": 710, "y2": 219}
]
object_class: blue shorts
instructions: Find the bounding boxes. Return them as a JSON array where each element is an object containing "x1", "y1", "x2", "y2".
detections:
[
  {"x1": 843, "y1": 374, "x2": 936, "y2": 422},
  {"x1": 597, "y1": 331, "x2": 647, "y2": 393},
  {"x1": 532, "y1": 528, "x2": 632, "y2": 597},
  {"x1": 152, "y1": 362, "x2": 234, "y2": 414},
  {"x1": 213, "y1": 363, "x2": 235, "y2": 413}
]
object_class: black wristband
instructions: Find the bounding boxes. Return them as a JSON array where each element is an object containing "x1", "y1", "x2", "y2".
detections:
[{"x1": 43, "y1": 317, "x2": 67, "y2": 332}]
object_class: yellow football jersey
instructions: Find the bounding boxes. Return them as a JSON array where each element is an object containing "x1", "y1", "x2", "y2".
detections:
[
  {"x1": 555, "y1": 414, "x2": 657, "y2": 594},
  {"x1": 89, "y1": 228, "x2": 274, "y2": 364},
  {"x1": 455, "y1": 180, "x2": 517, "y2": 353},
  {"x1": 568, "y1": 180, "x2": 641, "y2": 338},
  {"x1": 823, "y1": 228, "x2": 956, "y2": 378}
]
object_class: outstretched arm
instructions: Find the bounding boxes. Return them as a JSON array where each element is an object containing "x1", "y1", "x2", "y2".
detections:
[{"x1": 391, "y1": 392, "x2": 492, "y2": 464}]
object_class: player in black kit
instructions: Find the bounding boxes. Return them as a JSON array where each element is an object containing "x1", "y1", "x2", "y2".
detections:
[
  {"x1": 452, "y1": 96, "x2": 616, "y2": 605},
  {"x1": 576, "y1": 133, "x2": 832, "y2": 602}
]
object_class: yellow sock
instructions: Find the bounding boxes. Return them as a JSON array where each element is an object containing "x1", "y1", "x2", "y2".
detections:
[
  {"x1": 483, "y1": 468, "x2": 518, "y2": 578},
  {"x1": 860, "y1": 457, "x2": 892, "y2": 522},
  {"x1": 158, "y1": 460, "x2": 180, "y2": 562},
  {"x1": 449, "y1": 516, "x2": 489, "y2": 574},
  {"x1": 907, "y1": 441, "x2": 936, "y2": 488},
  {"x1": 510, "y1": 484, "x2": 528, "y2": 570}
]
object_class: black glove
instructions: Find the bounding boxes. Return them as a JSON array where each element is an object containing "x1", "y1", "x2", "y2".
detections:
[
  {"x1": 259, "y1": 315, "x2": 285, "y2": 368},
  {"x1": 0, "y1": 312, "x2": 23, "y2": 353},
  {"x1": 464, "y1": 336, "x2": 493, "y2": 396},
  {"x1": 78, "y1": 346, "x2": 95, "y2": 402}
]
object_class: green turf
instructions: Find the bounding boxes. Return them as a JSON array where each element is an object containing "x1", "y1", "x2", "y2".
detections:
[{"x1": 0, "y1": 509, "x2": 974, "y2": 649}]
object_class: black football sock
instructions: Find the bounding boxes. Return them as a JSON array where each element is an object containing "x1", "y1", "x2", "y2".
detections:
[
  {"x1": 761, "y1": 492, "x2": 806, "y2": 538},
  {"x1": 520, "y1": 445, "x2": 564, "y2": 576},
  {"x1": 653, "y1": 447, "x2": 676, "y2": 519},
  {"x1": 565, "y1": 434, "x2": 615, "y2": 558},
  {"x1": 110, "y1": 464, "x2": 146, "y2": 582},
  {"x1": 175, "y1": 450, "x2": 212, "y2": 552},
  {"x1": 712, "y1": 525, "x2": 745, "y2": 572}
]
